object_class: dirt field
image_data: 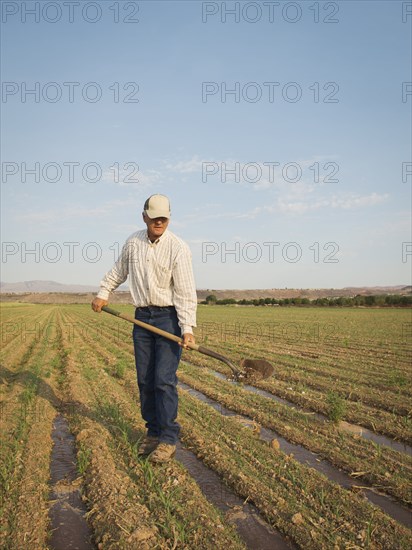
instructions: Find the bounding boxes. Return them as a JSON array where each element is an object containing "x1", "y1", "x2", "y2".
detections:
[{"x1": 1, "y1": 303, "x2": 411, "y2": 548}]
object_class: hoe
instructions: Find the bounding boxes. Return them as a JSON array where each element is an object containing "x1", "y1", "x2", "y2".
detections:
[{"x1": 101, "y1": 306, "x2": 274, "y2": 382}]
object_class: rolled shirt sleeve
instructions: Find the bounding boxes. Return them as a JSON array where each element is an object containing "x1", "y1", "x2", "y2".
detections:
[
  {"x1": 172, "y1": 244, "x2": 197, "y2": 335},
  {"x1": 96, "y1": 241, "x2": 130, "y2": 300}
]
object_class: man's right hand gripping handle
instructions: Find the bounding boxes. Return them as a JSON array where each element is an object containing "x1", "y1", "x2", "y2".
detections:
[{"x1": 91, "y1": 297, "x2": 108, "y2": 312}]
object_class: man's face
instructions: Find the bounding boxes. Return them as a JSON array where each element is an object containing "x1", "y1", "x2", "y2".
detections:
[{"x1": 143, "y1": 212, "x2": 170, "y2": 241}]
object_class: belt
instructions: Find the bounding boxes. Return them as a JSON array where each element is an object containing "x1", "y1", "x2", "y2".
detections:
[{"x1": 136, "y1": 305, "x2": 174, "y2": 311}]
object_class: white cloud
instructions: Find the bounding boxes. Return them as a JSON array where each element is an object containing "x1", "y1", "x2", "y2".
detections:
[
  {"x1": 165, "y1": 156, "x2": 205, "y2": 173},
  {"x1": 165, "y1": 155, "x2": 339, "y2": 190},
  {"x1": 15, "y1": 199, "x2": 136, "y2": 225},
  {"x1": 329, "y1": 193, "x2": 389, "y2": 209},
  {"x1": 106, "y1": 155, "x2": 342, "y2": 194},
  {"x1": 241, "y1": 192, "x2": 389, "y2": 217},
  {"x1": 101, "y1": 167, "x2": 162, "y2": 188}
]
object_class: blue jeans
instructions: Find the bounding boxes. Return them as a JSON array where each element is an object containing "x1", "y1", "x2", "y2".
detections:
[{"x1": 132, "y1": 306, "x2": 182, "y2": 444}]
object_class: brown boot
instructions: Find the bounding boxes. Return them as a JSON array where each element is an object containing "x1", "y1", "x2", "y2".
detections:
[
  {"x1": 148, "y1": 443, "x2": 176, "y2": 463},
  {"x1": 137, "y1": 435, "x2": 159, "y2": 458}
]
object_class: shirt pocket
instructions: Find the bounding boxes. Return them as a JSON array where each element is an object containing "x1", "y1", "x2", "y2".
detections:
[{"x1": 155, "y1": 264, "x2": 172, "y2": 289}]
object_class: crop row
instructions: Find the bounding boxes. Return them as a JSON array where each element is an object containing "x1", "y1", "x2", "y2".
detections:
[
  {"x1": 58, "y1": 312, "x2": 250, "y2": 548},
  {"x1": 2, "y1": 303, "x2": 411, "y2": 549},
  {"x1": 178, "y1": 362, "x2": 412, "y2": 505},
  {"x1": 0, "y1": 309, "x2": 61, "y2": 548},
  {"x1": 183, "y1": 351, "x2": 411, "y2": 443},
  {"x1": 60, "y1": 305, "x2": 412, "y2": 493},
  {"x1": 1, "y1": 306, "x2": 246, "y2": 548},
  {"x1": 62, "y1": 304, "x2": 410, "y2": 445},
  {"x1": 65, "y1": 307, "x2": 412, "y2": 548}
]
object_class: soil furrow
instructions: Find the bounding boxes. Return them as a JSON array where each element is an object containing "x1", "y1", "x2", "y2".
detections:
[
  {"x1": 178, "y1": 380, "x2": 412, "y2": 528},
  {"x1": 183, "y1": 352, "x2": 411, "y2": 443},
  {"x1": 56, "y1": 311, "x2": 250, "y2": 549}
]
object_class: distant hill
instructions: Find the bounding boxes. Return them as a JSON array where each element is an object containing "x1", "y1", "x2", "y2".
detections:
[
  {"x1": 0, "y1": 280, "x2": 128, "y2": 293},
  {"x1": 0, "y1": 281, "x2": 410, "y2": 304},
  {"x1": 196, "y1": 286, "x2": 412, "y2": 301}
]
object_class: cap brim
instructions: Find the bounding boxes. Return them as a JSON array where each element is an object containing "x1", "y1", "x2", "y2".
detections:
[{"x1": 145, "y1": 209, "x2": 170, "y2": 219}]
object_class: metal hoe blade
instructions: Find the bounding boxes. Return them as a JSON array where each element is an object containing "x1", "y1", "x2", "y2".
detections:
[{"x1": 238, "y1": 359, "x2": 275, "y2": 382}]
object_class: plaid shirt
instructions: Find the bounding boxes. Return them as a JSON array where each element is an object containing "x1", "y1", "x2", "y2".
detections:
[{"x1": 97, "y1": 229, "x2": 197, "y2": 334}]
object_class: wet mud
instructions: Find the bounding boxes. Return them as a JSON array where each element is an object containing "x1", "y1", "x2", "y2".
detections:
[
  {"x1": 179, "y1": 382, "x2": 412, "y2": 530},
  {"x1": 339, "y1": 420, "x2": 412, "y2": 456},
  {"x1": 49, "y1": 414, "x2": 95, "y2": 549},
  {"x1": 176, "y1": 444, "x2": 296, "y2": 549},
  {"x1": 212, "y1": 368, "x2": 412, "y2": 456}
]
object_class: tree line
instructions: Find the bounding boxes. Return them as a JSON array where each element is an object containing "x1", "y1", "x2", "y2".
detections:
[{"x1": 201, "y1": 294, "x2": 412, "y2": 307}]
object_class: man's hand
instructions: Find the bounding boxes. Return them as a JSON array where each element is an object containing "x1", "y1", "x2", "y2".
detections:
[
  {"x1": 180, "y1": 333, "x2": 195, "y2": 350},
  {"x1": 91, "y1": 297, "x2": 108, "y2": 312}
]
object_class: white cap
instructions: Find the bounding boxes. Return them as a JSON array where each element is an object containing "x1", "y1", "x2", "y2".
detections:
[{"x1": 143, "y1": 194, "x2": 171, "y2": 219}]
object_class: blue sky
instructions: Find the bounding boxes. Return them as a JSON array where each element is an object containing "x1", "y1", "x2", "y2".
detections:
[{"x1": 1, "y1": 0, "x2": 411, "y2": 289}]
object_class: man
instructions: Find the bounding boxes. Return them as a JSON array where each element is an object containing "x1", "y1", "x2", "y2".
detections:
[{"x1": 91, "y1": 194, "x2": 197, "y2": 463}]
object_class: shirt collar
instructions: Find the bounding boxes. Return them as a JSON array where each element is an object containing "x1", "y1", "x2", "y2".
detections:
[{"x1": 145, "y1": 228, "x2": 168, "y2": 246}]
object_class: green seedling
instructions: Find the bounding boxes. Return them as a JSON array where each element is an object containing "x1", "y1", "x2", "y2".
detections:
[
  {"x1": 77, "y1": 442, "x2": 91, "y2": 475},
  {"x1": 326, "y1": 391, "x2": 346, "y2": 424}
]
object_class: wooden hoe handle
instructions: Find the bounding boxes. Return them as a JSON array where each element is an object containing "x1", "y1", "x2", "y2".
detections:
[
  {"x1": 101, "y1": 306, "x2": 241, "y2": 376},
  {"x1": 101, "y1": 305, "x2": 198, "y2": 349}
]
